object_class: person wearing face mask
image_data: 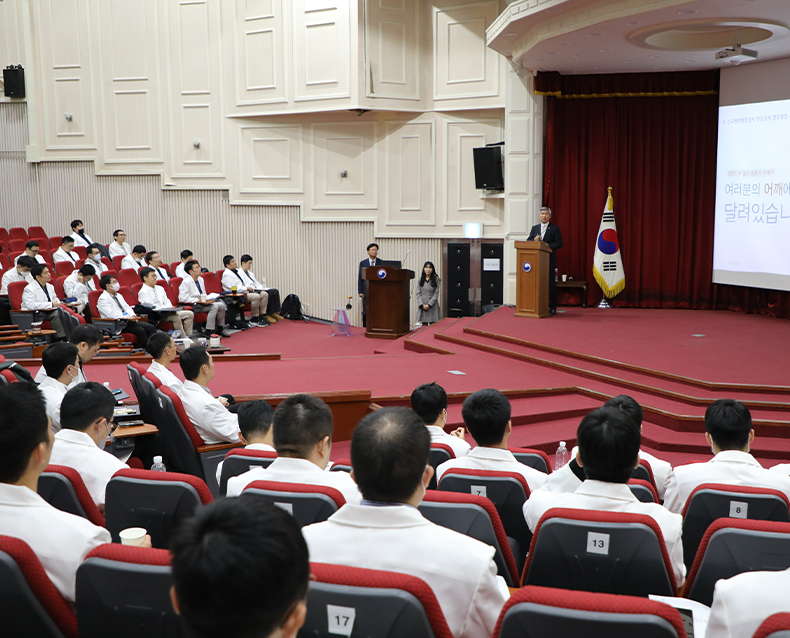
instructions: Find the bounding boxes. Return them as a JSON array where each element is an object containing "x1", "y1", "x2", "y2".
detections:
[
  {"x1": 69, "y1": 219, "x2": 93, "y2": 248},
  {"x1": 97, "y1": 274, "x2": 159, "y2": 349},
  {"x1": 38, "y1": 342, "x2": 82, "y2": 433},
  {"x1": 48, "y1": 382, "x2": 130, "y2": 515},
  {"x1": 85, "y1": 243, "x2": 108, "y2": 273}
]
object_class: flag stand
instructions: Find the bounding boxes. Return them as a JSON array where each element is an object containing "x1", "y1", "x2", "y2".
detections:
[{"x1": 597, "y1": 297, "x2": 612, "y2": 309}]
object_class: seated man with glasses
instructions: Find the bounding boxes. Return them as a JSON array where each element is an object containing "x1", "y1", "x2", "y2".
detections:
[{"x1": 48, "y1": 382, "x2": 129, "y2": 515}]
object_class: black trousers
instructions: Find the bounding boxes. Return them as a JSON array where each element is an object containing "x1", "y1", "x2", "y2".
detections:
[
  {"x1": 265, "y1": 288, "x2": 281, "y2": 314},
  {"x1": 122, "y1": 320, "x2": 158, "y2": 349}
]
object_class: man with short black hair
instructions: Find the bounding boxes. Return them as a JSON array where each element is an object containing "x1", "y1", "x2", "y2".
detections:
[
  {"x1": 97, "y1": 274, "x2": 159, "y2": 349},
  {"x1": 0, "y1": 383, "x2": 112, "y2": 604},
  {"x1": 222, "y1": 254, "x2": 267, "y2": 328},
  {"x1": 178, "y1": 346, "x2": 241, "y2": 445},
  {"x1": 145, "y1": 251, "x2": 170, "y2": 282},
  {"x1": 436, "y1": 388, "x2": 547, "y2": 492},
  {"x1": 85, "y1": 243, "x2": 108, "y2": 274},
  {"x1": 524, "y1": 406, "x2": 685, "y2": 588},
  {"x1": 170, "y1": 495, "x2": 309, "y2": 638},
  {"x1": 664, "y1": 399, "x2": 790, "y2": 514},
  {"x1": 14, "y1": 240, "x2": 47, "y2": 265},
  {"x1": 35, "y1": 324, "x2": 104, "y2": 386},
  {"x1": 527, "y1": 206, "x2": 563, "y2": 315},
  {"x1": 138, "y1": 267, "x2": 193, "y2": 336},
  {"x1": 239, "y1": 254, "x2": 281, "y2": 321},
  {"x1": 121, "y1": 244, "x2": 147, "y2": 272},
  {"x1": 227, "y1": 394, "x2": 361, "y2": 503},
  {"x1": 39, "y1": 342, "x2": 80, "y2": 433},
  {"x1": 1, "y1": 254, "x2": 35, "y2": 294},
  {"x1": 175, "y1": 249, "x2": 194, "y2": 279},
  {"x1": 21, "y1": 263, "x2": 67, "y2": 339},
  {"x1": 62, "y1": 263, "x2": 96, "y2": 316},
  {"x1": 146, "y1": 332, "x2": 183, "y2": 393},
  {"x1": 358, "y1": 242, "x2": 381, "y2": 326},
  {"x1": 108, "y1": 229, "x2": 131, "y2": 258},
  {"x1": 53, "y1": 236, "x2": 78, "y2": 264},
  {"x1": 410, "y1": 382, "x2": 470, "y2": 458},
  {"x1": 69, "y1": 219, "x2": 93, "y2": 248},
  {"x1": 303, "y1": 407, "x2": 507, "y2": 638},
  {"x1": 179, "y1": 260, "x2": 228, "y2": 338},
  {"x1": 49, "y1": 382, "x2": 129, "y2": 512},
  {"x1": 215, "y1": 399, "x2": 276, "y2": 484},
  {"x1": 220, "y1": 255, "x2": 252, "y2": 330}
]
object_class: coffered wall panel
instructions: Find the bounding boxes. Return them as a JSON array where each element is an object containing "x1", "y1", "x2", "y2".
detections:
[
  {"x1": 234, "y1": 0, "x2": 287, "y2": 106},
  {"x1": 238, "y1": 123, "x2": 303, "y2": 194},
  {"x1": 0, "y1": 0, "x2": 26, "y2": 93},
  {"x1": 385, "y1": 121, "x2": 434, "y2": 226},
  {"x1": 365, "y1": 0, "x2": 420, "y2": 101}
]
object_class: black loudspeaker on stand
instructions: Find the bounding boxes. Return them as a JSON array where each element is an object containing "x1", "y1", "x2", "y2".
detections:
[{"x1": 3, "y1": 66, "x2": 25, "y2": 98}]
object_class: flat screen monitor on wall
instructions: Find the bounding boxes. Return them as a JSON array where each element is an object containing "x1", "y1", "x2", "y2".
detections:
[{"x1": 473, "y1": 145, "x2": 504, "y2": 191}]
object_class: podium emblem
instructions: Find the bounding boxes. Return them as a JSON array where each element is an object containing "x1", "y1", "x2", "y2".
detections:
[
  {"x1": 522, "y1": 262, "x2": 532, "y2": 273},
  {"x1": 377, "y1": 268, "x2": 387, "y2": 279}
]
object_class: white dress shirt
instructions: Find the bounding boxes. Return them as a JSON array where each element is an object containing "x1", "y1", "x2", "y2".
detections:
[
  {"x1": 21, "y1": 281, "x2": 57, "y2": 311},
  {"x1": 120, "y1": 255, "x2": 144, "y2": 272},
  {"x1": 239, "y1": 268, "x2": 265, "y2": 289},
  {"x1": 13, "y1": 253, "x2": 46, "y2": 266},
  {"x1": 427, "y1": 425, "x2": 471, "y2": 459},
  {"x1": 1, "y1": 268, "x2": 33, "y2": 295},
  {"x1": 147, "y1": 361, "x2": 183, "y2": 393},
  {"x1": 53, "y1": 247, "x2": 78, "y2": 264},
  {"x1": 179, "y1": 276, "x2": 207, "y2": 303},
  {"x1": 34, "y1": 364, "x2": 85, "y2": 387},
  {"x1": 663, "y1": 450, "x2": 790, "y2": 515},
  {"x1": 49, "y1": 429, "x2": 129, "y2": 506},
  {"x1": 138, "y1": 283, "x2": 173, "y2": 310},
  {"x1": 221, "y1": 268, "x2": 248, "y2": 292},
  {"x1": 108, "y1": 241, "x2": 131, "y2": 258},
  {"x1": 63, "y1": 270, "x2": 95, "y2": 304},
  {"x1": 437, "y1": 446, "x2": 548, "y2": 494},
  {"x1": 175, "y1": 263, "x2": 189, "y2": 280},
  {"x1": 226, "y1": 456, "x2": 361, "y2": 503},
  {"x1": 38, "y1": 376, "x2": 71, "y2": 433},
  {"x1": 84, "y1": 257, "x2": 108, "y2": 274},
  {"x1": 303, "y1": 504, "x2": 507, "y2": 638},
  {"x1": 151, "y1": 266, "x2": 170, "y2": 282},
  {"x1": 0, "y1": 483, "x2": 110, "y2": 603},
  {"x1": 96, "y1": 289, "x2": 133, "y2": 319},
  {"x1": 178, "y1": 380, "x2": 240, "y2": 445},
  {"x1": 524, "y1": 479, "x2": 686, "y2": 588},
  {"x1": 70, "y1": 231, "x2": 93, "y2": 247},
  {"x1": 216, "y1": 442, "x2": 276, "y2": 485},
  {"x1": 705, "y1": 567, "x2": 790, "y2": 638}
]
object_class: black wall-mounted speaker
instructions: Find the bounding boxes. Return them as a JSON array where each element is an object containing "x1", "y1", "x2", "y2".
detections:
[{"x1": 3, "y1": 66, "x2": 25, "y2": 98}]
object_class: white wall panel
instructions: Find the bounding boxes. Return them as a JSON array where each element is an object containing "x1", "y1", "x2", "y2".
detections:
[
  {"x1": 385, "y1": 120, "x2": 434, "y2": 225},
  {"x1": 0, "y1": 0, "x2": 26, "y2": 95},
  {"x1": 234, "y1": 0, "x2": 287, "y2": 106},
  {"x1": 365, "y1": 0, "x2": 419, "y2": 101},
  {"x1": 239, "y1": 123, "x2": 303, "y2": 193}
]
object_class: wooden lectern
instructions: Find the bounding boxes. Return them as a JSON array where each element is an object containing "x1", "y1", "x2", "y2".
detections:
[
  {"x1": 515, "y1": 240, "x2": 552, "y2": 318},
  {"x1": 362, "y1": 266, "x2": 415, "y2": 339}
]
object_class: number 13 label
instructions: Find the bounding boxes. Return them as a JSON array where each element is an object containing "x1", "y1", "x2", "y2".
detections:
[
  {"x1": 587, "y1": 532, "x2": 610, "y2": 555},
  {"x1": 327, "y1": 605, "x2": 356, "y2": 636}
]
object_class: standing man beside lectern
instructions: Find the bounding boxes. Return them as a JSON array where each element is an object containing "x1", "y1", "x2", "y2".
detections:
[
  {"x1": 358, "y1": 243, "x2": 382, "y2": 327},
  {"x1": 527, "y1": 207, "x2": 564, "y2": 315}
]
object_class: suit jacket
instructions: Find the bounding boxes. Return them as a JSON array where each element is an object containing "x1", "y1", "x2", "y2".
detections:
[
  {"x1": 358, "y1": 257, "x2": 383, "y2": 295},
  {"x1": 527, "y1": 223, "x2": 563, "y2": 252}
]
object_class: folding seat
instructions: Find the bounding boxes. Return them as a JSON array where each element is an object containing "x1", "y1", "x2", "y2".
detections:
[
  {"x1": 118, "y1": 268, "x2": 141, "y2": 290},
  {"x1": 682, "y1": 518, "x2": 790, "y2": 606},
  {"x1": 242, "y1": 480, "x2": 346, "y2": 527},
  {"x1": 105, "y1": 468, "x2": 213, "y2": 549},
  {"x1": 510, "y1": 447, "x2": 551, "y2": 474},
  {"x1": 419, "y1": 490, "x2": 521, "y2": 586},
  {"x1": 53, "y1": 277, "x2": 67, "y2": 300},
  {"x1": 76, "y1": 543, "x2": 178, "y2": 638},
  {"x1": 439, "y1": 467, "x2": 532, "y2": 559},
  {"x1": 72, "y1": 246, "x2": 87, "y2": 260},
  {"x1": 428, "y1": 442, "x2": 454, "y2": 489},
  {"x1": 54, "y1": 261, "x2": 75, "y2": 278},
  {"x1": 131, "y1": 283, "x2": 174, "y2": 331},
  {"x1": 521, "y1": 507, "x2": 677, "y2": 597},
  {"x1": 164, "y1": 276, "x2": 209, "y2": 329},
  {"x1": 0, "y1": 227, "x2": 10, "y2": 243},
  {"x1": 37, "y1": 465, "x2": 105, "y2": 528},
  {"x1": 112, "y1": 255, "x2": 125, "y2": 271},
  {"x1": 329, "y1": 458, "x2": 352, "y2": 473},
  {"x1": 48, "y1": 237, "x2": 62, "y2": 250},
  {"x1": 753, "y1": 614, "x2": 790, "y2": 638},
  {"x1": 27, "y1": 226, "x2": 48, "y2": 241},
  {"x1": 100, "y1": 256, "x2": 112, "y2": 270},
  {"x1": 0, "y1": 252, "x2": 10, "y2": 271},
  {"x1": 632, "y1": 458, "x2": 658, "y2": 492},
  {"x1": 9, "y1": 238, "x2": 27, "y2": 252},
  {"x1": 88, "y1": 290, "x2": 130, "y2": 339},
  {"x1": 493, "y1": 585, "x2": 687, "y2": 638},
  {"x1": 126, "y1": 362, "x2": 160, "y2": 424},
  {"x1": 169, "y1": 261, "x2": 181, "y2": 275},
  {"x1": 0, "y1": 535, "x2": 79, "y2": 638},
  {"x1": 8, "y1": 280, "x2": 52, "y2": 332},
  {"x1": 201, "y1": 271, "x2": 223, "y2": 295},
  {"x1": 629, "y1": 478, "x2": 659, "y2": 503},
  {"x1": 681, "y1": 483, "x2": 790, "y2": 570},
  {"x1": 9, "y1": 227, "x2": 28, "y2": 241},
  {"x1": 305, "y1": 562, "x2": 454, "y2": 638},
  {"x1": 218, "y1": 447, "x2": 277, "y2": 496},
  {"x1": 8, "y1": 250, "x2": 23, "y2": 266}
]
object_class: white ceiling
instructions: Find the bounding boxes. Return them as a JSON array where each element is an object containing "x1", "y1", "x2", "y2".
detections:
[{"x1": 488, "y1": 0, "x2": 790, "y2": 74}]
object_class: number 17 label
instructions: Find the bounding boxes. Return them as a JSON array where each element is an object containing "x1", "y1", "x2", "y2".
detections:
[{"x1": 327, "y1": 605, "x2": 356, "y2": 636}]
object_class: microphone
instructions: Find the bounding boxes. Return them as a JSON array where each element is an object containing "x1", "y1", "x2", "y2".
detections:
[{"x1": 402, "y1": 249, "x2": 412, "y2": 267}]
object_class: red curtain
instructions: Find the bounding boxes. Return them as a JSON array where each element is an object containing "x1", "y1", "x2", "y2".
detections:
[{"x1": 541, "y1": 71, "x2": 790, "y2": 319}]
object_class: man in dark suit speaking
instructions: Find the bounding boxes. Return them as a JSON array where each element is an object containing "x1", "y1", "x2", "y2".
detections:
[
  {"x1": 527, "y1": 207, "x2": 563, "y2": 315},
  {"x1": 358, "y1": 243, "x2": 382, "y2": 327}
]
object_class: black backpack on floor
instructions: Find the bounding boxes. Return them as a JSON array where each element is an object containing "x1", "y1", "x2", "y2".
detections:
[{"x1": 280, "y1": 294, "x2": 304, "y2": 321}]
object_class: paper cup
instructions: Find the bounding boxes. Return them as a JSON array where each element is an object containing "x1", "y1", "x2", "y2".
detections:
[
  {"x1": 119, "y1": 527, "x2": 147, "y2": 546},
  {"x1": 199, "y1": 294, "x2": 207, "y2": 303},
  {"x1": 210, "y1": 336, "x2": 220, "y2": 347},
  {"x1": 562, "y1": 274, "x2": 568, "y2": 282}
]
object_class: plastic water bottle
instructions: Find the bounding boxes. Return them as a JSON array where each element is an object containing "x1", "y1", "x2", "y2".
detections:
[
  {"x1": 555, "y1": 441, "x2": 568, "y2": 470},
  {"x1": 151, "y1": 456, "x2": 166, "y2": 472},
  {"x1": 555, "y1": 268, "x2": 559, "y2": 282},
  {"x1": 103, "y1": 382, "x2": 111, "y2": 390}
]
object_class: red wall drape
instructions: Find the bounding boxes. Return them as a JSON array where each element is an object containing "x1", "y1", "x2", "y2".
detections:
[{"x1": 541, "y1": 70, "x2": 790, "y2": 319}]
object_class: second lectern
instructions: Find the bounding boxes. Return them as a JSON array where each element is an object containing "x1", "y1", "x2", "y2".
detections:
[
  {"x1": 515, "y1": 240, "x2": 552, "y2": 318},
  {"x1": 362, "y1": 266, "x2": 414, "y2": 339}
]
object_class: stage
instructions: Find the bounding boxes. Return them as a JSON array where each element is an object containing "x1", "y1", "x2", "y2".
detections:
[{"x1": 77, "y1": 307, "x2": 790, "y2": 467}]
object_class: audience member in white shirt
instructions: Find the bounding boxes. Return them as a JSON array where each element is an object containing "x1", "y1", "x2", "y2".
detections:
[
  {"x1": 240, "y1": 254, "x2": 282, "y2": 321},
  {"x1": 138, "y1": 267, "x2": 193, "y2": 336},
  {"x1": 146, "y1": 333, "x2": 184, "y2": 393},
  {"x1": 49, "y1": 382, "x2": 129, "y2": 513},
  {"x1": 221, "y1": 254, "x2": 267, "y2": 328},
  {"x1": 216, "y1": 399, "x2": 276, "y2": 484},
  {"x1": 302, "y1": 407, "x2": 507, "y2": 638},
  {"x1": 34, "y1": 324, "x2": 104, "y2": 386},
  {"x1": 705, "y1": 567, "x2": 790, "y2": 638},
  {"x1": 410, "y1": 381, "x2": 471, "y2": 458},
  {"x1": 108, "y1": 229, "x2": 132, "y2": 259},
  {"x1": 120, "y1": 244, "x2": 147, "y2": 272},
  {"x1": 38, "y1": 342, "x2": 80, "y2": 433},
  {"x1": 179, "y1": 260, "x2": 229, "y2": 338},
  {"x1": 542, "y1": 395, "x2": 673, "y2": 499},
  {"x1": 174, "y1": 249, "x2": 194, "y2": 280},
  {"x1": 13, "y1": 240, "x2": 47, "y2": 266},
  {"x1": 21, "y1": 264, "x2": 66, "y2": 339},
  {"x1": 97, "y1": 274, "x2": 159, "y2": 349},
  {"x1": 227, "y1": 394, "x2": 361, "y2": 503},
  {"x1": 63, "y1": 264, "x2": 97, "y2": 315},
  {"x1": 177, "y1": 346, "x2": 241, "y2": 445},
  {"x1": 1, "y1": 254, "x2": 35, "y2": 294},
  {"x1": 524, "y1": 406, "x2": 686, "y2": 588},
  {"x1": 0, "y1": 383, "x2": 117, "y2": 604},
  {"x1": 52, "y1": 236, "x2": 78, "y2": 264},
  {"x1": 84, "y1": 244, "x2": 108, "y2": 274},
  {"x1": 69, "y1": 219, "x2": 93, "y2": 247},
  {"x1": 664, "y1": 399, "x2": 790, "y2": 514},
  {"x1": 145, "y1": 251, "x2": 171, "y2": 282},
  {"x1": 170, "y1": 495, "x2": 309, "y2": 638},
  {"x1": 436, "y1": 388, "x2": 548, "y2": 493}
]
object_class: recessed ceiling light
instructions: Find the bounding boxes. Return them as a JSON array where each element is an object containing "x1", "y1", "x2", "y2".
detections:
[
  {"x1": 677, "y1": 9, "x2": 697, "y2": 14},
  {"x1": 587, "y1": 32, "x2": 603, "y2": 37},
  {"x1": 685, "y1": 59, "x2": 697, "y2": 63},
  {"x1": 649, "y1": 55, "x2": 661, "y2": 59},
  {"x1": 626, "y1": 22, "x2": 641, "y2": 26},
  {"x1": 600, "y1": 48, "x2": 613, "y2": 52}
]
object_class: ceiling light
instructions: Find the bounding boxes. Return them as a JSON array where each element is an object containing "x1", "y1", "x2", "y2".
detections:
[
  {"x1": 587, "y1": 32, "x2": 603, "y2": 37},
  {"x1": 649, "y1": 55, "x2": 661, "y2": 59},
  {"x1": 678, "y1": 9, "x2": 697, "y2": 15},
  {"x1": 685, "y1": 59, "x2": 697, "y2": 63},
  {"x1": 626, "y1": 22, "x2": 641, "y2": 26}
]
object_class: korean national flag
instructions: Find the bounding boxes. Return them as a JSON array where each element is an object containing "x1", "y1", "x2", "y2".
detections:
[{"x1": 593, "y1": 187, "x2": 625, "y2": 298}]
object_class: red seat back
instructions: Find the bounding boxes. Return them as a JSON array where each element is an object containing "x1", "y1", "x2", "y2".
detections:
[
  {"x1": 40, "y1": 465, "x2": 106, "y2": 527},
  {"x1": 117, "y1": 269, "x2": 140, "y2": 290},
  {"x1": 9, "y1": 227, "x2": 28, "y2": 241},
  {"x1": 628, "y1": 478, "x2": 659, "y2": 503},
  {"x1": 27, "y1": 226, "x2": 48, "y2": 241},
  {"x1": 0, "y1": 228, "x2": 10, "y2": 243},
  {"x1": 754, "y1": 613, "x2": 790, "y2": 638},
  {"x1": 201, "y1": 271, "x2": 222, "y2": 295},
  {"x1": 48, "y1": 237, "x2": 62, "y2": 250},
  {"x1": 510, "y1": 447, "x2": 552, "y2": 474},
  {"x1": 0, "y1": 253, "x2": 10, "y2": 271},
  {"x1": 159, "y1": 386, "x2": 206, "y2": 451},
  {"x1": 243, "y1": 480, "x2": 346, "y2": 526},
  {"x1": 9, "y1": 239, "x2": 27, "y2": 252},
  {"x1": 112, "y1": 255, "x2": 125, "y2": 271},
  {"x1": 73, "y1": 246, "x2": 87, "y2": 260},
  {"x1": 8, "y1": 281, "x2": 27, "y2": 310},
  {"x1": 54, "y1": 261, "x2": 75, "y2": 278},
  {"x1": 53, "y1": 278, "x2": 66, "y2": 300},
  {"x1": 88, "y1": 290, "x2": 103, "y2": 318}
]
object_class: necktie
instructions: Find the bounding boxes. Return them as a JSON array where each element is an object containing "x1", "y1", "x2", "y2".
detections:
[
  {"x1": 41, "y1": 284, "x2": 50, "y2": 301},
  {"x1": 67, "y1": 251, "x2": 75, "y2": 262},
  {"x1": 136, "y1": 259, "x2": 142, "y2": 267},
  {"x1": 244, "y1": 271, "x2": 253, "y2": 282},
  {"x1": 157, "y1": 268, "x2": 165, "y2": 279},
  {"x1": 233, "y1": 269, "x2": 244, "y2": 283},
  {"x1": 113, "y1": 295, "x2": 125, "y2": 314},
  {"x1": 196, "y1": 280, "x2": 203, "y2": 294}
]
